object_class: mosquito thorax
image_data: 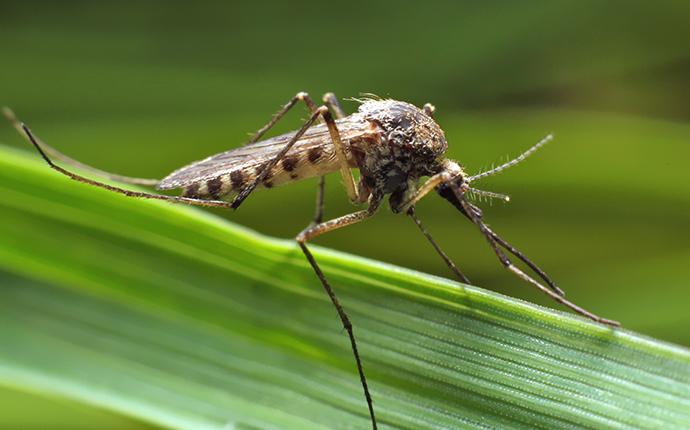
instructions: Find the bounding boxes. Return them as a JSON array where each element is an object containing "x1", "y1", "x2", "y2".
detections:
[
  {"x1": 354, "y1": 99, "x2": 449, "y2": 201},
  {"x1": 357, "y1": 99, "x2": 447, "y2": 160}
]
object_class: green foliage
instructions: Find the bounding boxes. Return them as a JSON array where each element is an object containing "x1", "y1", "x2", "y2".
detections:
[
  {"x1": 2, "y1": 1, "x2": 690, "y2": 427},
  {"x1": 1, "y1": 146, "x2": 689, "y2": 430}
]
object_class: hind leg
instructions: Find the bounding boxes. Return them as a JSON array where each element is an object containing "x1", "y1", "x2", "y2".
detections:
[{"x1": 3, "y1": 107, "x2": 159, "y2": 186}]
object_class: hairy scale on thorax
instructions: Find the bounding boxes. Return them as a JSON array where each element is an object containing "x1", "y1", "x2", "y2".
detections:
[{"x1": 348, "y1": 99, "x2": 448, "y2": 209}]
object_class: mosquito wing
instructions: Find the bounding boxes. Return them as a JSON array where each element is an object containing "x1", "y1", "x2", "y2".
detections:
[{"x1": 157, "y1": 115, "x2": 368, "y2": 195}]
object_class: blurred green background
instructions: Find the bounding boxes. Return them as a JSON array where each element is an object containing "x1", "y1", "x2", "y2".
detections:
[{"x1": 1, "y1": 1, "x2": 689, "y2": 428}]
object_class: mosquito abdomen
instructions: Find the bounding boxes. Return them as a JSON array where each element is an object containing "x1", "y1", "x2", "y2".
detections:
[{"x1": 181, "y1": 149, "x2": 340, "y2": 200}]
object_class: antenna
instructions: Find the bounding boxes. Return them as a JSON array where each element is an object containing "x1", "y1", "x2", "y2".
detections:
[
  {"x1": 468, "y1": 187, "x2": 511, "y2": 202},
  {"x1": 468, "y1": 134, "x2": 553, "y2": 183}
]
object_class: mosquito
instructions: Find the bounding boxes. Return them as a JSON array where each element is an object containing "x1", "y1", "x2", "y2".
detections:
[{"x1": 4, "y1": 92, "x2": 619, "y2": 430}]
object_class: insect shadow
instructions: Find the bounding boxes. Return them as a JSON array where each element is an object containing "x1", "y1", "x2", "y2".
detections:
[{"x1": 3, "y1": 93, "x2": 618, "y2": 430}]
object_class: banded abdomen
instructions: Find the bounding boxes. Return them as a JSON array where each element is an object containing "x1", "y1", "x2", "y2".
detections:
[
  {"x1": 178, "y1": 145, "x2": 341, "y2": 199},
  {"x1": 157, "y1": 115, "x2": 368, "y2": 200}
]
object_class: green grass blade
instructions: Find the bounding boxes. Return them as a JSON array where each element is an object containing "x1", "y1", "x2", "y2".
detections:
[{"x1": 0, "y1": 144, "x2": 689, "y2": 430}]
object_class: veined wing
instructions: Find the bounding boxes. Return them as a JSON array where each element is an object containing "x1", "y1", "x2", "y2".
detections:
[{"x1": 157, "y1": 115, "x2": 367, "y2": 193}]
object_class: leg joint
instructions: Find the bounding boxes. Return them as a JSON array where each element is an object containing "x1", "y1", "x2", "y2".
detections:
[
  {"x1": 316, "y1": 105, "x2": 330, "y2": 116},
  {"x1": 295, "y1": 228, "x2": 311, "y2": 243}
]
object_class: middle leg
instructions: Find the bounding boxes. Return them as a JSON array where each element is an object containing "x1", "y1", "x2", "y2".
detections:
[
  {"x1": 408, "y1": 207, "x2": 471, "y2": 284},
  {"x1": 296, "y1": 199, "x2": 381, "y2": 430}
]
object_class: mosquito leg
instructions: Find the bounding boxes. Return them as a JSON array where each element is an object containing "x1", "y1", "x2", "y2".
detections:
[
  {"x1": 407, "y1": 207, "x2": 471, "y2": 284},
  {"x1": 296, "y1": 201, "x2": 381, "y2": 430},
  {"x1": 483, "y1": 224, "x2": 565, "y2": 297},
  {"x1": 231, "y1": 105, "x2": 332, "y2": 209},
  {"x1": 258, "y1": 91, "x2": 325, "y2": 223},
  {"x1": 245, "y1": 91, "x2": 319, "y2": 145},
  {"x1": 323, "y1": 92, "x2": 347, "y2": 119},
  {"x1": 231, "y1": 91, "x2": 336, "y2": 210},
  {"x1": 451, "y1": 196, "x2": 563, "y2": 296},
  {"x1": 21, "y1": 124, "x2": 236, "y2": 209},
  {"x1": 3, "y1": 107, "x2": 160, "y2": 186},
  {"x1": 322, "y1": 104, "x2": 359, "y2": 204},
  {"x1": 233, "y1": 97, "x2": 359, "y2": 210},
  {"x1": 397, "y1": 170, "x2": 454, "y2": 213},
  {"x1": 309, "y1": 92, "x2": 347, "y2": 225},
  {"x1": 312, "y1": 175, "x2": 326, "y2": 225},
  {"x1": 452, "y1": 187, "x2": 620, "y2": 326}
]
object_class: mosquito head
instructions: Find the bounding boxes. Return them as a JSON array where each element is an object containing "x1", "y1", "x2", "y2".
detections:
[
  {"x1": 429, "y1": 159, "x2": 463, "y2": 207},
  {"x1": 431, "y1": 158, "x2": 508, "y2": 219},
  {"x1": 434, "y1": 134, "x2": 553, "y2": 214}
]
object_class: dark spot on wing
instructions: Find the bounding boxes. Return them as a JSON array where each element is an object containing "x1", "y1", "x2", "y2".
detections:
[
  {"x1": 183, "y1": 183, "x2": 200, "y2": 198},
  {"x1": 282, "y1": 156, "x2": 298, "y2": 172},
  {"x1": 230, "y1": 170, "x2": 245, "y2": 190},
  {"x1": 308, "y1": 147, "x2": 323, "y2": 163},
  {"x1": 289, "y1": 172, "x2": 299, "y2": 179},
  {"x1": 255, "y1": 162, "x2": 269, "y2": 177},
  {"x1": 255, "y1": 162, "x2": 274, "y2": 188},
  {"x1": 207, "y1": 177, "x2": 223, "y2": 199}
]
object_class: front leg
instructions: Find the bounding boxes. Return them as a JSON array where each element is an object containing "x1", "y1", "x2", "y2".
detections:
[
  {"x1": 396, "y1": 170, "x2": 453, "y2": 213},
  {"x1": 451, "y1": 186, "x2": 619, "y2": 326}
]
